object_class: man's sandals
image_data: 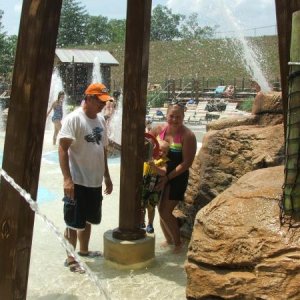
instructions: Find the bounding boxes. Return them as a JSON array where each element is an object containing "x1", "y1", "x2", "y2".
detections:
[
  {"x1": 77, "y1": 251, "x2": 103, "y2": 258},
  {"x1": 64, "y1": 260, "x2": 85, "y2": 274},
  {"x1": 64, "y1": 251, "x2": 102, "y2": 273}
]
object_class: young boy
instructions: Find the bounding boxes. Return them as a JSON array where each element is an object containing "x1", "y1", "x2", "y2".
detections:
[{"x1": 141, "y1": 140, "x2": 169, "y2": 233}]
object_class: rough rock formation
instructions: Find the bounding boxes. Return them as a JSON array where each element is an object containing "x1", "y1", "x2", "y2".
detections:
[
  {"x1": 185, "y1": 166, "x2": 300, "y2": 300},
  {"x1": 177, "y1": 92, "x2": 285, "y2": 239},
  {"x1": 179, "y1": 123, "x2": 284, "y2": 238},
  {"x1": 182, "y1": 92, "x2": 300, "y2": 299}
]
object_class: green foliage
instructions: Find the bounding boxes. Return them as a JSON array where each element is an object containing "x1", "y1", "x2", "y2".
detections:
[
  {"x1": 98, "y1": 36, "x2": 280, "y2": 91},
  {"x1": 180, "y1": 13, "x2": 218, "y2": 40},
  {"x1": 151, "y1": 5, "x2": 183, "y2": 41},
  {"x1": 0, "y1": 11, "x2": 17, "y2": 78},
  {"x1": 0, "y1": 1, "x2": 280, "y2": 90},
  {"x1": 85, "y1": 15, "x2": 111, "y2": 44},
  {"x1": 108, "y1": 19, "x2": 126, "y2": 43},
  {"x1": 239, "y1": 97, "x2": 254, "y2": 112},
  {"x1": 147, "y1": 90, "x2": 167, "y2": 108},
  {"x1": 57, "y1": 0, "x2": 88, "y2": 47}
]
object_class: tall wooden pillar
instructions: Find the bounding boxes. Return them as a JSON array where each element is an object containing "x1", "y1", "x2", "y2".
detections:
[
  {"x1": 0, "y1": 1, "x2": 62, "y2": 298},
  {"x1": 113, "y1": 0, "x2": 152, "y2": 240},
  {"x1": 275, "y1": 0, "x2": 300, "y2": 138}
]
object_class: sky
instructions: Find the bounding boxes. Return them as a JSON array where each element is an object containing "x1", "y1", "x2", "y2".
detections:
[{"x1": 0, "y1": 0, "x2": 277, "y2": 37}]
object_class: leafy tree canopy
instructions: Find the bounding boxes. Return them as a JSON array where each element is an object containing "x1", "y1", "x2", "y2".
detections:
[
  {"x1": 57, "y1": 0, "x2": 88, "y2": 47},
  {"x1": 180, "y1": 13, "x2": 218, "y2": 40},
  {"x1": 85, "y1": 15, "x2": 111, "y2": 45},
  {"x1": 150, "y1": 5, "x2": 183, "y2": 41},
  {"x1": 108, "y1": 19, "x2": 126, "y2": 43},
  {"x1": 0, "y1": 3, "x2": 218, "y2": 79},
  {"x1": 0, "y1": 11, "x2": 17, "y2": 78},
  {"x1": 0, "y1": 10, "x2": 6, "y2": 50}
]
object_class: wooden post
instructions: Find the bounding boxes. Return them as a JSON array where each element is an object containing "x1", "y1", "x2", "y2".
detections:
[
  {"x1": 0, "y1": 0, "x2": 62, "y2": 298},
  {"x1": 113, "y1": 0, "x2": 152, "y2": 240},
  {"x1": 283, "y1": 10, "x2": 300, "y2": 213},
  {"x1": 275, "y1": 0, "x2": 300, "y2": 138}
]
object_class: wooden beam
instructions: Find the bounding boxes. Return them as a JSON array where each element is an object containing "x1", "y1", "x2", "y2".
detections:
[
  {"x1": 275, "y1": 0, "x2": 300, "y2": 137},
  {"x1": 0, "y1": 1, "x2": 62, "y2": 298},
  {"x1": 113, "y1": 0, "x2": 152, "y2": 240}
]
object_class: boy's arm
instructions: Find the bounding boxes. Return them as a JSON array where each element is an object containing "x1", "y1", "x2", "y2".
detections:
[{"x1": 149, "y1": 161, "x2": 167, "y2": 176}]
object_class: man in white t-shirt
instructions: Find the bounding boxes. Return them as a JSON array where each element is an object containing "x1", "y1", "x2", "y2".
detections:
[{"x1": 58, "y1": 82, "x2": 113, "y2": 273}]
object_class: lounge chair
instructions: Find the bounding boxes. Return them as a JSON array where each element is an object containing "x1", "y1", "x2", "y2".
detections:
[
  {"x1": 184, "y1": 110, "x2": 196, "y2": 124},
  {"x1": 214, "y1": 86, "x2": 227, "y2": 97},
  {"x1": 152, "y1": 108, "x2": 165, "y2": 121},
  {"x1": 188, "y1": 112, "x2": 207, "y2": 125},
  {"x1": 196, "y1": 101, "x2": 208, "y2": 112},
  {"x1": 224, "y1": 102, "x2": 238, "y2": 113}
]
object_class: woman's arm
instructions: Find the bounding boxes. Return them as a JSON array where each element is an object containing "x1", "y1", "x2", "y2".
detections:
[{"x1": 46, "y1": 102, "x2": 54, "y2": 117}]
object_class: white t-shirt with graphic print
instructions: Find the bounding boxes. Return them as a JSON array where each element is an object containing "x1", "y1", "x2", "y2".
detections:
[{"x1": 58, "y1": 107, "x2": 108, "y2": 187}]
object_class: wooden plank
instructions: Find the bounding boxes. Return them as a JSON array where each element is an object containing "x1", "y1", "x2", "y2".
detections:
[
  {"x1": 0, "y1": 0, "x2": 62, "y2": 298},
  {"x1": 113, "y1": 0, "x2": 152, "y2": 240}
]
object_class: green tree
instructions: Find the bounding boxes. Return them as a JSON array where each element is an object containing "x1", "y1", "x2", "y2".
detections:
[
  {"x1": 151, "y1": 5, "x2": 183, "y2": 41},
  {"x1": 57, "y1": 0, "x2": 88, "y2": 47},
  {"x1": 0, "y1": 10, "x2": 6, "y2": 57},
  {"x1": 180, "y1": 13, "x2": 217, "y2": 40},
  {"x1": 108, "y1": 19, "x2": 126, "y2": 43},
  {"x1": 0, "y1": 10, "x2": 17, "y2": 79},
  {"x1": 2, "y1": 35, "x2": 17, "y2": 76},
  {"x1": 85, "y1": 15, "x2": 111, "y2": 44}
]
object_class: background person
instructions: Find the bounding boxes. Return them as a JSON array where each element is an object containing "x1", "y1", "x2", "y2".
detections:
[
  {"x1": 58, "y1": 83, "x2": 113, "y2": 273},
  {"x1": 155, "y1": 102, "x2": 197, "y2": 254},
  {"x1": 47, "y1": 91, "x2": 65, "y2": 145},
  {"x1": 103, "y1": 97, "x2": 115, "y2": 121}
]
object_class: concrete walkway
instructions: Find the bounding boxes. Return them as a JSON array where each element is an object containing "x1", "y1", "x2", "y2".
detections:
[{"x1": 1, "y1": 130, "x2": 189, "y2": 300}]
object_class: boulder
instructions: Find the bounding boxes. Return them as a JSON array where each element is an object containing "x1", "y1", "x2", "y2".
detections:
[
  {"x1": 179, "y1": 123, "x2": 284, "y2": 238},
  {"x1": 185, "y1": 166, "x2": 300, "y2": 300},
  {"x1": 252, "y1": 91, "x2": 282, "y2": 114}
]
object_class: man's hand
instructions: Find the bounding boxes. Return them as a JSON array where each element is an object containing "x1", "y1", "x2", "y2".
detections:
[
  {"x1": 104, "y1": 176, "x2": 113, "y2": 195},
  {"x1": 64, "y1": 177, "x2": 75, "y2": 200}
]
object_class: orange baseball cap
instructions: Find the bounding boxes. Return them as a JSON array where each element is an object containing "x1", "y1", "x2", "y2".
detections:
[{"x1": 85, "y1": 83, "x2": 111, "y2": 102}]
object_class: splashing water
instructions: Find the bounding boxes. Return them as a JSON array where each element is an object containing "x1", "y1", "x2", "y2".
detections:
[
  {"x1": 92, "y1": 56, "x2": 103, "y2": 83},
  {"x1": 166, "y1": 0, "x2": 271, "y2": 92},
  {"x1": 220, "y1": 2, "x2": 271, "y2": 92},
  {"x1": 0, "y1": 167, "x2": 111, "y2": 299},
  {"x1": 108, "y1": 92, "x2": 123, "y2": 146},
  {"x1": 49, "y1": 68, "x2": 64, "y2": 104}
]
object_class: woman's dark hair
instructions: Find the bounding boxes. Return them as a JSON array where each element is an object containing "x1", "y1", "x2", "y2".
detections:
[{"x1": 57, "y1": 91, "x2": 65, "y2": 100}]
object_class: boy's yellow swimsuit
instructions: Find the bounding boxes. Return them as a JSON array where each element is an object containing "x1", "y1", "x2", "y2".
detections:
[{"x1": 142, "y1": 157, "x2": 169, "y2": 208}]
